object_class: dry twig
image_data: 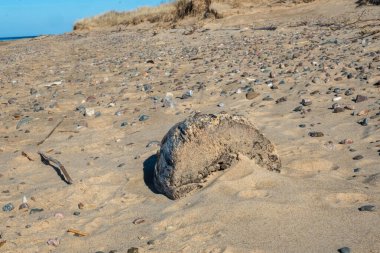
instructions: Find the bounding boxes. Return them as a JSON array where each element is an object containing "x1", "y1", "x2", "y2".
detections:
[{"x1": 37, "y1": 119, "x2": 64, "y2": 146}]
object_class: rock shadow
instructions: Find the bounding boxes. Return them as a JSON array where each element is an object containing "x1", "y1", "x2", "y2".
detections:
[{"x1": 143, "y1": 154, "x2": 160, "y2": 194}]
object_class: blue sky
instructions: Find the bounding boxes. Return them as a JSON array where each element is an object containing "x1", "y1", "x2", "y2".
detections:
[{"x1": 0, "y1": 0, "x2": 167, "y2": 37}]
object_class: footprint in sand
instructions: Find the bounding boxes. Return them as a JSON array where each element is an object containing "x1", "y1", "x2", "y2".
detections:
[
  {"x1": 237, "y1": 189, "x2": 270, "y2": 199},
  {"x1": 325, "y1": 192, "x2": 370, "y2": 207},
  {"x1": 287, "y1": 158, "x2": 333, "y2": 173}
]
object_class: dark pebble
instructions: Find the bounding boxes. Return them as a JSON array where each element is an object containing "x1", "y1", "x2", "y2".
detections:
[
  {"x1": 275, "y1": 97, "x2": 287, "y2": 104},
  {"x1": 353, "y1": 168, "x2": 360, "y2": 173},
  {"x1": 120, "y1": 120, "x2": 128, "y2": 127},
  {"x1": 73, "y1": 211, "x2": 81, "y2": 216},
  {"x1": 358, "y1": 118, "x2": 369, "y2": 126},
  {"x1": 2, "y1": 203, "x2": 14, "y2": 212},
  {"x1": 309, "y1": 131, "x2": 324, "y2": 137},
  {"x1": 358, "y1": 205, "x2": 376, "y2": 212},
  {"x1": 147, "y1": 240, "x2": 155, "y2": 245},
  {"x1": 127, "y1": 247, "x2": 139, "y2": 253},
  {"x1": 294, "y1": 106, "x2": 303, "y2": 112},
  {"x1": 353, "y1": 155, "x2": 363, "y2": 160},
  {"x1": 355, "y1": 95, "x2": 368, "y2": 103},
  {"x1": 333, "y1": 107, "x2": 345, "y2": 113},
  {"x1": 139, "y1": 115, "x2": 149, "y2": 121},
  {"x1": 338, "y1": 247, "x2": 351, "y2": 253},
  {"x1": 29, "y1": 208, "x2": 44, "y2": 214},
  {"x1": 299, "y1": 124, "x2": 306, "y2": 128}
]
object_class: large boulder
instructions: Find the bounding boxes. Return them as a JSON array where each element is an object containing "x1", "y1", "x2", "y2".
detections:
[{"x1": 154, "y1": 113, "x2": 281, "y2": 199}]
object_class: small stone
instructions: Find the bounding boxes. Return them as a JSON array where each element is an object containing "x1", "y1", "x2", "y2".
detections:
[
  {"x1": 355, "y1": 95, "x2": 368, "y2": 103},
  {"x1": 337, "y1": 247, "x2": 351, "y2": 253},
  {"x1": 85, "y1": 108, "x2": 95, "y2": 117},
  {"x1": 139, "y1": 115, "x2": 149, "y2": 121},
  {"x1": 333, "y1": 97, "x2": 342, "y2": 102},
  {"x1": 345, "y1": 89, "x2": 354, "y2": 96},
  {"x1": 276, "y1": 97, "x2": 287, "y2": 104},
  {"x1": 78, "y1": 202, "x2": 84, "y2": 209},
  {"x1": 29, "y1": 208, "x2": 44, "y2": 214},
  {"x1": 2, "y1": 203, "x2": 14, "y2": 212},
  {"x1": 357, "y1": 109, "x2": 369, "y2": 116},
  {"x1": 47, "y1": 238, "x2": 60, "y2": 247},
  {"x1": 246, "y1": 91, "x2": 260, "y2": 100},
  {"x1": 147, "y1": 240, "x2": 155, "y2": 245},
  {"x1": 358, "y1": 118, "x2": 369, "y2": 126},
  {"x1": 73, "y1": 211, "x2": 81, "y2": 216},
  {"x1": 217, "y1": 103, "x2": 224, "y2": 107},
  {"x1": 127, "y1": 247, "x2": 139, "y2": 253},
  {"x1": 182, "y1": 90, "x2": 193, "y2": 99},
  {"x1": 309, "y1": 132, "x2": 324, "y2": 137},
  {"x1": 299, "y1": 124, "x2": 306, "y2": 128},
  {"x1": 120, "y1": 120, "x2": 128, "y2": 127},
  {"x1": 333, "y1": 107, "x2": 345, "y2": 113},
  {"x1": 262, "y1": 96, "x2": 273, "y2": 101},
  {"x1": 353, "y1": 155, "x2": 363, "y2": 160},
  {"x1": 353, "y1": 168, "x2": 360, "y2": 173},
  {"x1": 358, "y1": 205, "x2": 376, "y2": 212},
  {"x1": 339, "y1": 139, "x2": 353, "y2": 144},
  {"x1": 133, "y1": 218, "x2": 145, "y2": 224},
  {"x1": 301, "y1": 99, "x2": 312, "y2": 106},
  {"x1": 293, "y1": 106, "x2": 303, "y2": 112}
]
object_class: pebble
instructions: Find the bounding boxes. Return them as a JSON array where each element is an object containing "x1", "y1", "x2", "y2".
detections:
[
  {"x1": 85, "y1": 108, "x2": 95, "y2": 117},
  {"x1": 299, "y1": 124, "x2": 306, "y2": 128},
  {"x1": 339, "y1": 139, "x2": 353, "y2": 144},
  {"x1": 120, "y1": 120, "x2": 128, "y2": 127},
  {"x1": 333, "y1": 97, "x2": 342, "y2": 102},
  {"x1": 353, "y1": 155, "x2": 363, "y2": 160},
  {"x1": 276, "y1": 97, "x2": 287, "y2": 104},
  {"x1": 16, "y1": 116, "x2": 32, "y2": 129},
  {"x1": 345, "y1": 89, "x2": 354, "y2": 96},
  {"x1": 139, "y1": 115, "x2": 149, "y2": 121},
  {"x1": 301, "y1": 99, "x2": 312, "y2": 106},
  {"x1": 358, "y1": 205, "x2": 376, "y2": 212},
  {"x1": 29, "y1": 208, "x2": 44, "y2": 214},
  {"x1": 293, "y1": 106, "x2": 303, "y2": 112},
  {"x1": 217, "y1": 103, "x2": 225, "y2": 107},
  {"x1": 333, "y1": 107, "x2": 345, "y2": 113},
  {"x1": 262, "y1": 96, "x2": 273, "y2": 101},
  {"x1": 163, "y1": 93, "x2": 175, "y2": 108},
  {"x1": 73, "y1": 211, "x2": 81, "y2": 216},
  {"x1": 2, "y1": 203, "x2": 14, "y2": 212},
  {"x1": 309, "y1": 131, "x2": 324, "y2": 137},
  {"x1": 127, "y1": 247, "x2": 139, "y2": 253},
  {"x1": 337, "y1": 247, "x2": 351, "y2": 253},
  {"x1": 182, "y1": 90, "x2": 193, "y2": 99},
  {"x1": 246, "y1": 91, "x2": 260, "y2": 100},
  {"x1": 355, "y1": 95, "x2": 368, "y2": 103},
  {"x1": 358, "y1": 118, "x2": 369, "y2": 126},
  {"x1": 47, "y1": 238, "x2": 60, "y2": 247}
]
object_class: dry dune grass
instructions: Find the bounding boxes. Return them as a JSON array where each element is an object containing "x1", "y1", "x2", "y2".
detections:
[
  {"x1": 73, "y1": 0, "x2": 325, "y2": 30},
  {"x1": 74, "y1": 0, "x2": 217, "y2": 31}
]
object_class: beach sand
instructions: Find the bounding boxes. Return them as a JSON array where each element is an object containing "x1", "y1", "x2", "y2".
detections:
[{"x1": 0, "y1": 0, "x2": 379, "y2": 252}]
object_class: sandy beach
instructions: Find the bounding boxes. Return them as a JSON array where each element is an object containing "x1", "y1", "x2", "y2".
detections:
[{"x1": 0, "y1": 0, "x2": 379, "y2": 252}]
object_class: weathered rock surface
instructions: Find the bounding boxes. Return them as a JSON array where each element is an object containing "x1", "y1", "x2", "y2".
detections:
[{"x1": 154, "y1": 113, "x2": 281, "y2": 199}]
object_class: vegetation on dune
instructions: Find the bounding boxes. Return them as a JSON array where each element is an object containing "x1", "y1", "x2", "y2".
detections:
[{"x1": 73, "y1": 0, "x2": 218, "y2": 31}]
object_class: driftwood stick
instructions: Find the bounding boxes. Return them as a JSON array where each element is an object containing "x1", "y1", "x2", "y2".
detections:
[
  {"x1": 38, "y1": 151, "x2": 73, "y2": 184},
  {"x1": 37, "y1": 119, "x2": 64, "y2": 146},
  {"x1": 21, "y1": 151, "x2": 34, "y2": 161}
]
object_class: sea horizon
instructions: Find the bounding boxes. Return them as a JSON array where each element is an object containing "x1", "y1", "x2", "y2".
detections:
[{"x1": 0, "y1": 35, "x2": 39, "y2": 42}]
